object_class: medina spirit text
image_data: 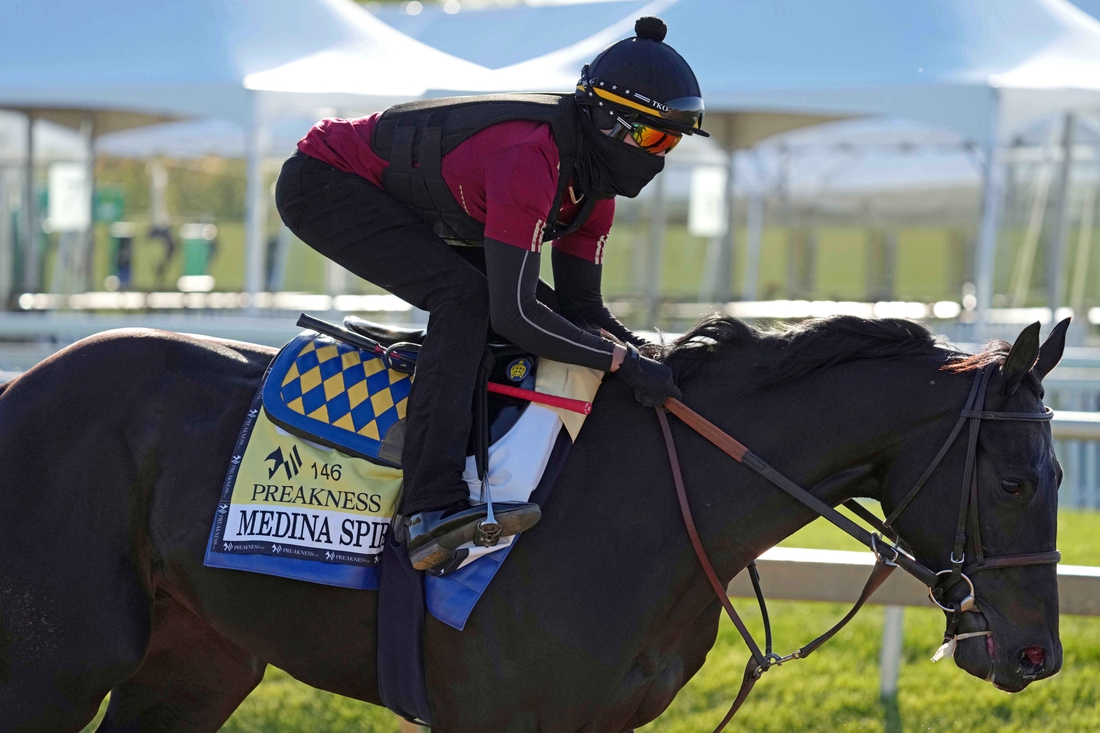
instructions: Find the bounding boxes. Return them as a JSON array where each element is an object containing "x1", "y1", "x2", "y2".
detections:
[{"x1": 234, "y1": 509, "x2": 389, "y2": 551}]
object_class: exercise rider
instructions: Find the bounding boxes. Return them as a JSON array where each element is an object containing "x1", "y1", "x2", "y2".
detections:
[{"x1": 275, "y1": 16, "x2": 707, "y2": 571}]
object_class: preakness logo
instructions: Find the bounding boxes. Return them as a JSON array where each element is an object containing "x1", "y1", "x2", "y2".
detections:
[
  {"x1": 507, "y1": 358, "x2": 530, "y2": 382},
  {"x1": 265, "y1": 444, "x2": 303, "y2": 480}
]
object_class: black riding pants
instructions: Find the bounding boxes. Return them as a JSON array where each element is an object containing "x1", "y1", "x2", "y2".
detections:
[{"x1": 275, "y1": 151, "x2": 490, "y2": 515}]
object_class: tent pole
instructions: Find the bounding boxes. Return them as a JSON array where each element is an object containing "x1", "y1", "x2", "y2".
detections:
[
  {"x1": 643, "y1": 171, "x2": 666, "y2": 329},
  {"x1": 1009, "y1": 122, "x2": 1058, "y2": 308},
  {"x1": 974, "y1": 132, "x2": 1006, "y2": 340},
  {"x1": 1049, "y1": 113, "x2": 1075, "y2": 315},
  {"x1": 0, "y1": 167, "x2": 11, "y2": 306},
  {"x1": 22, "y1": 111, "x2": 37, "y2": 293},
  {"x1": 742, "y1": 187, "x2": 763, "y2": 302},
  {"x1": 82, "y1": 113, "x2": 96, "y2": 293},
  {"x1": 716, "y1": 149, "x2": 736, "y2": 303},
  {"x1": 244, "y1": 110, "x2": 267, "y2": 313},
  {"x1": 268, "y1": 225, "x2": 293, "y2": 291},
  {"x1": 1069, "y1": 181, "x2": 1096, "y2": 339}
]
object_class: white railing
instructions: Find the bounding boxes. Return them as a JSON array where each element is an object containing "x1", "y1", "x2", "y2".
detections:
[
  {"x1": 1050, "y1": 411, "x2": 1100, "y2": 508},
  {"x1": 728, "y1": 547, "x2": 1100, "y2": 700}
]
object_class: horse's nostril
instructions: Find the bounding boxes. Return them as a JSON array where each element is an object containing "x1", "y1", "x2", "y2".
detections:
[{"x1": 1024, "y1": 647, "x2": 1046, "y2": 668}]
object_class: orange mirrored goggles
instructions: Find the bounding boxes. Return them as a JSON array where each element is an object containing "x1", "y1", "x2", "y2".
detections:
[{"x1": 609, "y1": 117, "x2": 683, "y2": 154}]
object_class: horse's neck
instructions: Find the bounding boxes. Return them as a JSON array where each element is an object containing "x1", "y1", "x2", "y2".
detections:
[
  {"x1": 669, "y1": 355, "x2": 970, "y2": 581},
  {"x1": 549, "y1": 355, "x2": 970, "y2": 677}
]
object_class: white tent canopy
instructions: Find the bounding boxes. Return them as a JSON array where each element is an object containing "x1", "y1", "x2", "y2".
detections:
[
  {"x1": 474, "y1": 0, "x2": 1100, "y2": 327},
  {"x1": 373, "y1": 0, "x2": 657, "y2": 70},
  {"x1": 0, "y1": 0, "x2": 492, "y2": 127},
  {"x1": 0, "y1": 0, "x2": 494, "y2": 298},
  {"x1": 486, "y1": 0, "x2": 1100, "y2": 145}
]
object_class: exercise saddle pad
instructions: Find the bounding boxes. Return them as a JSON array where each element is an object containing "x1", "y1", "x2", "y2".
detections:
[
  {"x1": 264, "y1": 331, "x2": 414, "y2": 467},
  {"x1": 205, "y1": 327, "x2": 602, "y2": 630}
]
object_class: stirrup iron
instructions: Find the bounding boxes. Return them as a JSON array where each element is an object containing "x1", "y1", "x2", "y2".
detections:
[{"x1": 474, "y1": 476, "x2": 501, "y2": 547}]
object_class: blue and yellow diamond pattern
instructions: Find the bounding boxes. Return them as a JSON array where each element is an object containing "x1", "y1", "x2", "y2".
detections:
[{"x1": 264, "y1": 334, "x2": 412, "y2": 458}]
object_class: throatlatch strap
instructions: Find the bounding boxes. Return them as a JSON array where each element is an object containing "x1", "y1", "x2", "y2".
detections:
[{"x1": 714, "y1": 657, "x2": 764, "y2": 733}]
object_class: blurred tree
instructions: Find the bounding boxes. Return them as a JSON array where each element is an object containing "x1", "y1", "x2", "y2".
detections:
[
  {"x1": 169, "y1": 157, "x2": 246, "y2": 221},
  {"x1": 95, "y1": 156, "x2": 247, "y2": 223}
]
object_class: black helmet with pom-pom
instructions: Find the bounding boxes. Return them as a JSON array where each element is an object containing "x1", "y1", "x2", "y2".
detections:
[{"x1": 575, "y1": 16, "x2": 708, "y2": 137}]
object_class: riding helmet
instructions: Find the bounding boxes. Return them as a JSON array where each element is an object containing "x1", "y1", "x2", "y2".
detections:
[{"x1": 575, "y1": 16, "x2": 708, "y2": 137}]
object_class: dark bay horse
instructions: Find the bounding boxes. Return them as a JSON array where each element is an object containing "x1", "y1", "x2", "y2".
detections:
[{"x1": 0, "y1": 315, "x2": 1065, "y2": 732}]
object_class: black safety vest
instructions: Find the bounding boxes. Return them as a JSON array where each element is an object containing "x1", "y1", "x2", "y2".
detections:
[{"x1": 370, "y1": 93, "x2": 596, "y2": 246}]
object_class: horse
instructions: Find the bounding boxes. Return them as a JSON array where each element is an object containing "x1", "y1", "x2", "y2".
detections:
[{"x1": 0, "y1": 314, "x2": 1065, "y2": 733}]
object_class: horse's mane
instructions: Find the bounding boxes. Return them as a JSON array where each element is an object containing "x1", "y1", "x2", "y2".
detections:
[{"x1": 658, "y1": 313, "x2": 1010, "y2": 387}]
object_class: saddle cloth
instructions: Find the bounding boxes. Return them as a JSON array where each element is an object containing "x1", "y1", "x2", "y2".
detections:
[{"x1": 204, "y1": 328, "x2": 601, "y2": 629}]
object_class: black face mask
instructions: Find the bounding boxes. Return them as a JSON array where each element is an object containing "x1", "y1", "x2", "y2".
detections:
[{"x1": 574, "y1": 112, "x2": 665, "y2": 200}]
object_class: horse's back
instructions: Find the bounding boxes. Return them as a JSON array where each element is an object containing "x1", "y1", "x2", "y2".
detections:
[
  {"x1": 0, "y1": 329, "x2": 275, "y2": 730},
  {"x1": 0, "y1": 328, "x2": 273, "y2": 530}
]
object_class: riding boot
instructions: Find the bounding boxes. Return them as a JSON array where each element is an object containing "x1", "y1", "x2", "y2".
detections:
[{"x1": 406, "y1": 499, "x2": 541, "y2": 571}]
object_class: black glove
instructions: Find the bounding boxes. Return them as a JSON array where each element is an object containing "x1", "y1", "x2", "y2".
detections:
[{"x1": 615, "y1": 344, "x2": 682, "y2": 408}]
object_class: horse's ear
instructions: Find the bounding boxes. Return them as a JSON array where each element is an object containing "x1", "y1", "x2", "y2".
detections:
[
  {"x1": 1034, "y1": 317, "x2": 1071, "y2": 381},
  {"x1": 1002, "y1": 321, "x2": 1041, "y2": 396}
]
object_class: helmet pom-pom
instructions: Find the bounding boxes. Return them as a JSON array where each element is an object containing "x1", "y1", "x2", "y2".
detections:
[{"x1": 634, "y1": 16, "x2": 667, "y2": 43}]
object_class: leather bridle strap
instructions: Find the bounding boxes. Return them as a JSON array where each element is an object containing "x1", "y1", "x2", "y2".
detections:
[
  {"x1": 655, "y1": 407, "x2": 767, "y2": 667},
  {"x1": 842, "y1": 499, "x2": 898, "y2": 541},
  {"x1": 661, "y1": 398, "x2": 939, "y2": 587},
  {"x1": 656, "y1": 408, "x2": 897, "y2": 732},
  {"x1": 655, "y1": 408, "x2": 765, "y2": 731},
  {"x1": 965, "y1": 551, "x2": 1062, "y2": 575},
  {"x1": 954, "y1": 368, "x2": 992, "y2": 579},
  {"x1": 656, "y1": 365, "x2": 1059, "y2": 731},
  {"x1": 883, "y1": 372, "x2": 985, "y2": 530}
]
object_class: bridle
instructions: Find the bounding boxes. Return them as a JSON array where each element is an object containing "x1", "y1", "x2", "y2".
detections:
[{"x1": 655, "y1": 362, "x2": 1059, "y2": 731}]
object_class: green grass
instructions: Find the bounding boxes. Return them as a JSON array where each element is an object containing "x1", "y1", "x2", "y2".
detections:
[{"x1": 78, "y1": 509, "x2": 1100, "y2": 732}]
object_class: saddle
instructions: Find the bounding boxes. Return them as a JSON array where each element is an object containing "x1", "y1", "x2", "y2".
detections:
[
  {"x1": 343, "y1": 316, "x2": 426, "y2": 346},
  {"x1": 343, "y1": 314, "x2": 533, "y2": 354}
]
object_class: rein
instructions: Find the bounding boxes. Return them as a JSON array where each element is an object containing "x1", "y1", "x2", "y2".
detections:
[{"x1": 655, "y1": 363, "x2": 1059, "y2": 731}]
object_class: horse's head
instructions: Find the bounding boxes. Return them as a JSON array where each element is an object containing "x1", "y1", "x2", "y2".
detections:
[{"x1": 885, "y1": 319, "x2": 1067, "y2": 693}]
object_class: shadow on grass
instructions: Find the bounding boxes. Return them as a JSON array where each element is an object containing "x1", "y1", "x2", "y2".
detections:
[{"x1": 882, "y1": 693, "x2": 903, "y2": 733}]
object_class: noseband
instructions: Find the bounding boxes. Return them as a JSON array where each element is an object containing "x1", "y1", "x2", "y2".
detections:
[{"x1": 656, "y1": 362, "x2": 1058, "y2": 732}]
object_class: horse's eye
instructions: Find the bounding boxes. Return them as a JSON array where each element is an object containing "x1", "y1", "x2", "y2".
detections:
[{"x1": 1001, "y1": 480, "x2": 1022, "y2": 497}]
